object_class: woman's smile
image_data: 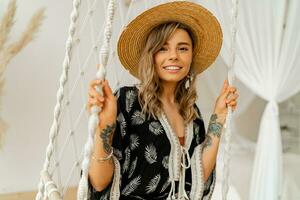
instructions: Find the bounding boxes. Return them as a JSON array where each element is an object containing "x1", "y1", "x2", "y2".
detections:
[{"x1": 163, "y1": 65, "x2": 183, "y2": 73}]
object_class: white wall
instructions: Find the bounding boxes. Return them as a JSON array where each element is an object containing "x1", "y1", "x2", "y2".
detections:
[{"x1": 0, "y1": 0, "x2": 76, "y2": 193}]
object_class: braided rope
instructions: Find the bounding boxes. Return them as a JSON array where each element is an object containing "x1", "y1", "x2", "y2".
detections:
[
  {"x1": 76, "y1": 0, "x2": 116, "y2": 199},
  {"x1": 42, "y1": 171, "x2": 62, "y2": 200},
  {"x1": 35, "y1": 1, "x2": 82, "y2": 200},
  {"x1": 221, "y1": 0, "x2": 238, "y2": 199}
]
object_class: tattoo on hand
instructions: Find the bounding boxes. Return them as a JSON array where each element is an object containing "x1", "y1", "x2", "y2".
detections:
[
  {"x1": 100, "y1": 123, "x2": 116, "y2": 154},
  {"x1": 207, "y1": 114, "x2": 223, "y2": 138}
]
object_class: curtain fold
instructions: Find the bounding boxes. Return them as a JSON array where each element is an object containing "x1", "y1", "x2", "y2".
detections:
[{"x1": 205, "y1": 0, "x2": 300, "y2": 199}]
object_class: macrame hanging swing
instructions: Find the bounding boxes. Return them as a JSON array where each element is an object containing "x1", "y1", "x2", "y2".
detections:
[
  {"x1": 222, "y1": 0, "x2": 238, "y2": 199},
  {"x1": 35, "y1": 0, "x2": 239, "y2": 200}
]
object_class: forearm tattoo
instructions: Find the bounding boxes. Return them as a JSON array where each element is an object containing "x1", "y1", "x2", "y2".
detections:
[
  {"x1": 99, "y1": 123, "x2": 116, "y2": 154},
  {"x1": 207, "y1": 114, "x2": 223, "y2": 138},
  {"x1": 203, "y1": 134, "x2": 212, "y2": 150},
  {"x1": 203, "y1": 114, "x2": 223, "y2": 150}
]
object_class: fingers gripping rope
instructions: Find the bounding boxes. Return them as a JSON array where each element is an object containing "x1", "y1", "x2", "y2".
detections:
[
  {"x1": 222, "y1": 0, "x2": 239, "y2": 199},
  {"x1": 77, "y1": 1, "x2": 116, "y2": 200}
]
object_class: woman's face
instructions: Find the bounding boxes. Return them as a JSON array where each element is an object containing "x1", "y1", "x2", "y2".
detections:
[{"x1": 154, "y1": 28, "x2": 193, "y2": 84}]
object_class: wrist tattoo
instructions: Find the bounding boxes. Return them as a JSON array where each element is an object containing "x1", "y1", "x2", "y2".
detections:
[
  {"x1": 100, "y1": 123, "x2": 116, "y2": 154},
  {"x1": 207, "y1": 114, "x2": 223, "y2": 138}
]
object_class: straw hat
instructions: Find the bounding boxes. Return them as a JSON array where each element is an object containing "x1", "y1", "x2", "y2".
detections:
[{"x1": 117, "y1": 1, "x2": 223, "y2": 78}]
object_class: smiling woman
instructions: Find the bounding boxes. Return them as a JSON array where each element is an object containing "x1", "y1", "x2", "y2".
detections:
[
  {"x1": 86, "y1": 1, "x2": 239, "y2": 200},
  {"x1": 138, "y1": 22, "x2": 196, "y2": 124}
]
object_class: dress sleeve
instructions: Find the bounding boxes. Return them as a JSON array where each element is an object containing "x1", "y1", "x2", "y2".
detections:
[
  {"x1": 190, "y1": 105, "x2": 216, "y2": 200},
  {"x1": 88, "y1": 87, "x2": 129, "y2": 200}
]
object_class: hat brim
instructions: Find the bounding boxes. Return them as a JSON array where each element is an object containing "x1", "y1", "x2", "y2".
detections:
[{"x1": 117, "y1": 1, "x2": 223, "y2": 78}]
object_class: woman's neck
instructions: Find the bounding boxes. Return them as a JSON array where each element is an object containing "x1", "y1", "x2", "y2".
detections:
[{"x1": 160, "y1": 81, "x2": 178, "y2": 104}]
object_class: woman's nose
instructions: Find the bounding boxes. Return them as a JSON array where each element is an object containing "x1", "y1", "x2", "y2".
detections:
[{"x1": 168, "y1": 49, "x2": 178, "y2": 61}]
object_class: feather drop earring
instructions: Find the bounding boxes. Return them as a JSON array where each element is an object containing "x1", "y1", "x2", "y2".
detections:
[{"x1": 185, "y1": 73, "x2": 193, "y2": 89}]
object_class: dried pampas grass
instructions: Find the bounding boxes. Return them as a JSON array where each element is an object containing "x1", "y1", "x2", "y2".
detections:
[
  {"x1": 0, "y1": 79, "x2": 8, "y2": 148},
  {"x1": 0, "y1": 0, "x2": 16, "y2": 52},
  {"x1": 0, "y1": 0, "x2": 45, "y2": 148}
]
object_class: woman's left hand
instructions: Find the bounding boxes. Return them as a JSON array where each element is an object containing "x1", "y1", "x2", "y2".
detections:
[{"x1": 213, "y1": 79, "x2": 239, "y2": 123}]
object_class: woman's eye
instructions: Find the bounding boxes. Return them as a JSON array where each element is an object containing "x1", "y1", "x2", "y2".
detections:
[
  {"x1": 179, "y1": 47, "x2": 188, "y2": 51},
  {"x1": 159, "y1": 47, "x2": 167, "y2": 51}
]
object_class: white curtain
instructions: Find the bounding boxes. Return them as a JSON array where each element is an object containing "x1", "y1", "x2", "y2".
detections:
[
  {"x1": 118, "y1": 0, "x2": 300, "y2": 199},
  {"x1": 208, "y1": 0, "x2": 300, "y2": 199}
]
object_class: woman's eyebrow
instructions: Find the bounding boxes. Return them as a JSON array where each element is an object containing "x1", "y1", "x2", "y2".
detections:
[
  {"x1": 177, "y1": 42, "x2": 191, "y2": 46},
  {"x1": 164, "y1": 42, "x2": 192, "y2": 46}
]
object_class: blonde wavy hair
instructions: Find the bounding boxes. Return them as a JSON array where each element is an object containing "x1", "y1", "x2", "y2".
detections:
[{"x1": 137, "y1": 22, "x2": 199, "y2": 124}]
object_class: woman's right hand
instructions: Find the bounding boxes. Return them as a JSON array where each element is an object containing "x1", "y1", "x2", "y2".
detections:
[{"x1": 87, "y1": 79, "x2": 117, "y2": 127}]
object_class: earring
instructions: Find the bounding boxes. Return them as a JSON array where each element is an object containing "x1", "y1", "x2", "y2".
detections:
[
  {"x1": 185, "y1": 77, "x2": 190, "y2": 89},
  {"x1": 185, "y1": 73, "x2": 193, "y2": 89}
]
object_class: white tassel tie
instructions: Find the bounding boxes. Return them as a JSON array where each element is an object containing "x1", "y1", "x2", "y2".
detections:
[
  {"x1": 167, "y1": 179, "x2": 176, "y2": 200},
  {"x1": 167, "y1": 146, "x2": 191, "y2": 200}
]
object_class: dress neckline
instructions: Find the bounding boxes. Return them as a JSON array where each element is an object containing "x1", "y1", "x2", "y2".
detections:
[{"x1": 161, "y1": 111, "x2": 186, "y2": 146}]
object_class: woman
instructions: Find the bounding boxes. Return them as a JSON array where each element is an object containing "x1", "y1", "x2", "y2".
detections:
[{"x1": 87, "y1": 2, "x2": 239, "y2": 200}]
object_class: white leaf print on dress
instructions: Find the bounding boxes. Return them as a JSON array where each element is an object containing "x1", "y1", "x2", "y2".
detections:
[
  {"x1": 144, "y1": 144, "x2": 157, "y2": 164},
  {"x1": 149, "y1": 121, "x2": 163, "y2": 135},
  {"x1": 146, "y1": 174, "x2": 161, "y2": 194},
  {"x1": 160, "y1": 179, "x2": 171, "y2": 193},
  {"x1": 130, "y1": 134, "x2": 140, "y2": 150},
  {"x1": 99, "y1": 188, "x2": 109, "y2": 200},
  {"x1": 122, "y1": 147, "x2": 131, "y2": 173},
  {"x1": 121, "y1": 176, "x2": 141, "y2": 196},
  {"x1": 117, "y1": 112, "x2": 127, "y2": 138},
  {"x1": 113, "y1": 148, "x2": 123, "y2": 161},
  {"x1": 131, "y1": 111, "x2": 145, "y2": 125},
  {"x1": 162, "y1": 155, "x2": 169, "y2": 169},
  {"x1": 194, "y1": 122, "x2": 200, "y2": 144},
  {"x1": 126, "y1": 90, "x2": 136, "y2": 113},
  {"x1": 128, "y1": 157, "x2": 138, "y2": 178}
]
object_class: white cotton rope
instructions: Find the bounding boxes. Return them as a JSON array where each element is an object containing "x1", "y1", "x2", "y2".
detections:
[
  {"x1": 35, "y1": 1, "x2": 82, "y2": 200},
  {"x1": 222, "y1": 0, "x2": 239, "y2": 199},
  {"x1": 41, "y1": 171, "x2": 62, "y2": 200},
  {"x1": 77, "y1": 0, "x2": 116, "y2": 199}
]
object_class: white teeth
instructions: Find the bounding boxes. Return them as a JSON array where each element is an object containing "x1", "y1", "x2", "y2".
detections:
[{"x1": 164, "y1": 66, "x2": 180, "y2": 70}]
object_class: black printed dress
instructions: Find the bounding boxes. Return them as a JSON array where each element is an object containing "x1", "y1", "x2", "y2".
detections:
[{"x1": 88, "y1": 86, "x2": 216, "y2": 200}]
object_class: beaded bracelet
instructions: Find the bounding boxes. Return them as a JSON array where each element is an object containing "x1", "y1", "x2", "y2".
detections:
[{"x1": 92, "y1": 149, "x2": 113, "y2": 163}]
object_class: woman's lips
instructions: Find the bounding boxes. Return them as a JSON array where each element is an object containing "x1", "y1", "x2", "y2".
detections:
[{"x1": 163, "y1": 65, "x2": 182, "y2": 73}]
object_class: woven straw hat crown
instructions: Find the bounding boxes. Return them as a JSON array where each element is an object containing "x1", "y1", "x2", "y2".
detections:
[{"x1": 117, "y1": 1, "x2": 223, "y2": 78}]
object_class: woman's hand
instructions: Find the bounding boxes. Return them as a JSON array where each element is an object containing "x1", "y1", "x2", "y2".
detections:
[
  {"x1": 213, "y1": 79, "x2": 239, "y2": 124},
  {"x1": 87, "y1": 79, "x2": 117, "y2": 127}
]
